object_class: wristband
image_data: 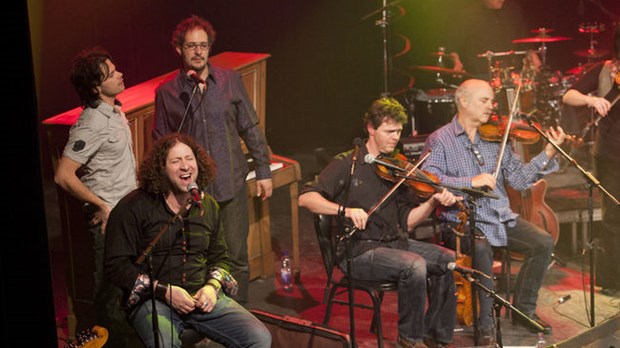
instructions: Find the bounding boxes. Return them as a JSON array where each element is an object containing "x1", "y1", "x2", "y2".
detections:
[
  {"x1": 205, "y1": 280, "x2": 221, "y2": 295},
  {"x1": 337, "y1": 205, "x2": 345, "y2": 217},
  {"x1": 155, "y1": 282, "x2": 169, "y2": 301}
]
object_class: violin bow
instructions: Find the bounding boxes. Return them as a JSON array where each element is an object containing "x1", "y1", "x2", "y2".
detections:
[{"x1": 492, "y1": 66, "x2": 526, "y2": 179}]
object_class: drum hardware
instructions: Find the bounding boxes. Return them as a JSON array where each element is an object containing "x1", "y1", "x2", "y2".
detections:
[
  {"x1": 513, "y1": 28, "x2": 572, "y2": 66},
  {"x1": 411, "y1": 65, "x2": 472, "y2": 77},
  {"x1": 412, "y1": 88, "x2": 456, "y2": 135},
  {"x1": 576, "y1": 21, "x2": 607, "y2": 63},
  {"x1": 361, "y1": 0, "x2": 406, "y2": 97}
]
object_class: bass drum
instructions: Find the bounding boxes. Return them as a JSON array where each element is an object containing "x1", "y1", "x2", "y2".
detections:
[{"x1": 413, "y1": 88, "x2": 456, "y2": 135}]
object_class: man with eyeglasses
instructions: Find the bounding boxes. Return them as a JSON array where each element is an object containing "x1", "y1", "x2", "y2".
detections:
[
  {"x1": 420, "y1": 79, "x2": 566, "y2": 345},
  {"x1": 153, "y1": 15, "x2": 273, "y2": 306}
]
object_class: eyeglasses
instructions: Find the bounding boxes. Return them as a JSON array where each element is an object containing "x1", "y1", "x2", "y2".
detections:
[
  {"x1": 182, "y1": 42, "x2": 210, "y2": 50},
  {"x1": 470, "y1": 144, "x2": 484, "y2": 166}
]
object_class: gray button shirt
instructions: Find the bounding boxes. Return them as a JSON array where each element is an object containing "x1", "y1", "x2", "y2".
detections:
[{"x1": 63, "y1": 102, "x2": 137, "y2": 208}]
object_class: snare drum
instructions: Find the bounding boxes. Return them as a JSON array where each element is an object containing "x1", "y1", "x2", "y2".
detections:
[{"x1": 413, "y1": 88, "x2": 456, "y2": 134}]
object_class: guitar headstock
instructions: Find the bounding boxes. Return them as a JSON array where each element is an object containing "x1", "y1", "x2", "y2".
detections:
[{"x1": 64, "y1": 326, "x2": 108, "y2": 348}]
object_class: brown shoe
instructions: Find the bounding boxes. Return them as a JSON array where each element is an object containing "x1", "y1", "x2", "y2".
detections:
[{"x1": 397, "y1": 335, "x2": 428, "y2": 348}]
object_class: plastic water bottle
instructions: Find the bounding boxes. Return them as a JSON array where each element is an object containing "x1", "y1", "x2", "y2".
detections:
[
  {"x1": 535, "y1": 332, "x2": 547, "y2": 348},
  {"x1": 280, "y1": 250, "x2": 293, "y2": 291}
]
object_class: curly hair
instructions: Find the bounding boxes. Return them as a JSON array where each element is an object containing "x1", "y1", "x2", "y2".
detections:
[
  {"x1": 171, "y1": 15, "x2": 217, "y2": 49},
  {"x1": 362, "y1": 97, "x2": 408, "y2": 133},
  {"x1": 139, "y1": 133, "x2": 216, "y2": 195},
  {"x1": 69, "y1": 47, "x2": 112, "y2": 109}
]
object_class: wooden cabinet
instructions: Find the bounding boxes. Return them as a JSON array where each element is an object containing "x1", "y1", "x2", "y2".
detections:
[{"x1": 42, "y1": 52, "x2": 301, "y2": 331}]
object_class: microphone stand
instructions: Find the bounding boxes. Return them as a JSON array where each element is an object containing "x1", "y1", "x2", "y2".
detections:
[
  {"x1": 177, "y1": 83, "x2": 200, "y2": 133},
  {"x1": 135, "y1": 198, "x2": 192, "y2": 348},
  {"x1": 460, "y1": 272, "x2": 545, "y2": 347},
  {"x1": 337, "y1": 142, "x2": 360, "y2": 346},
  {"x1": 525, "y1": 117, "x2": 619, "y2": 327}
]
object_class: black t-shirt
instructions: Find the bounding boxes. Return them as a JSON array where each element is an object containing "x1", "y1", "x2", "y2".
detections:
[{"x1": 571, "y1": 62, "x2": 620, "y2": 161}]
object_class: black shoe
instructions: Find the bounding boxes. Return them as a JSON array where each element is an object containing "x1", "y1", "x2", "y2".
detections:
[{"x1": 513, "y1": 313, "x2": 552, "y2": 334}]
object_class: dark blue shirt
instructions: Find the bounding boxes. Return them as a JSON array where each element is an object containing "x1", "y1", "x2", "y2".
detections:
[{"x1": 153, "y1": 64, "x2": 271, "y2": 202}]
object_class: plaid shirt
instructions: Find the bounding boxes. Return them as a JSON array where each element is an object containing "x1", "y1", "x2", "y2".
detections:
[{"x1": 421, "y1": 117, "x2": 558, "y2": 246}]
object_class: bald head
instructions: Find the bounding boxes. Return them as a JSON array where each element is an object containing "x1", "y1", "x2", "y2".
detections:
[
  {"x1": 454, "y1": 79, "x2": 495, "y2": 128},
  {"x1": 455, "y1": 79, "x2": 492, "y2": 110}
]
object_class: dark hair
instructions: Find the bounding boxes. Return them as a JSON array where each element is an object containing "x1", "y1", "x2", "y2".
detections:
[
  {"x1": 171, "y1": 15, "x2": 217, "y2": 49},
  {"x1": 69, "y1": 47, "x2": 112, "y2": 108},
  {"x1": 362, "y1": 97, "x2": 408, "y2": 133},
  {"x1": 139, "y1": 133, "x2": 216, "y2": 195}
]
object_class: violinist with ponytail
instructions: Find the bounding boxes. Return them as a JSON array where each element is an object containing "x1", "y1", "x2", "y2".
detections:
[
  {"x1": 421, "y1": 79, "x2": 567, "y2": 344},
  {"x1": 562, "y1": 26, "x2": 620, "y2": 297},
  {"x1": 299, "y1": 97, "x2": 461, "y2": 348}
]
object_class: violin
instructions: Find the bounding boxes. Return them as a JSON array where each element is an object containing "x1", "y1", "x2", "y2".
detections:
[
  {"x1": 372, "y1": 153, "x2": 469, "y2": 211},
  {"x1": 451, "y1": 205, "x2": 476, "y2": 327},
  {"x1": 479, "y1": 114, "x2": 583, "y2": 145},
  {"x1": 479, "y1": 114, "x2": 540, "y2": 144},
  {"x1": 372, "y1": 153, "x2": 445, "y2": 199}
]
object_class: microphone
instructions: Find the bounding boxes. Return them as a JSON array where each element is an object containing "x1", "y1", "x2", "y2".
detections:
[
  {"x1": 364, "y1": 154, "x2": 408, "y2": 173},
  {"x1": 186, "y1": 70, "x2": 205, "y2": 84},
  {"x1": 447, "y1": 262, "x2": 492, "y2": 280},
  {"x1": 187, "y1": 182, "x2": 203, "y2": 211},
  {"x1": 558, "y1": 294, "x2": 572, "y2": 304}
]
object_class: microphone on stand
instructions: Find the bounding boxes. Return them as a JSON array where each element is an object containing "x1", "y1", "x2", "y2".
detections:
[
  {"x1": 177, "y1": 71, "x2": 203, "y2": 132},
  {"x1": 447, "y1": 262, "x2": 492, "y2": 279},
  {"x1": 186, "y1": 69, "x2": 205, "y2": 84},
  {"x1": 187, "y1": 182, "x2": 204, "y2": 216},
  {"x1": 364, "y1": 154, "x2": 408, "y2": 173}
]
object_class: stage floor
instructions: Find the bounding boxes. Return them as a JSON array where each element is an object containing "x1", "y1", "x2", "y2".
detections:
[{"x1": 48, "y1": 148, "x2": 620, "y2": 347}]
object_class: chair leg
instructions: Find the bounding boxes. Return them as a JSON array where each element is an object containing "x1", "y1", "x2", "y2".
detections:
[
  {"x1": 323, "y1": 285, "x2": 339, "y2": 326},
  {"x1": 368, "y1": 291, "x2": 384, "y2": 348},
  {"x1": 369, "y1": 291, "x2": 384, "y2": 334}
]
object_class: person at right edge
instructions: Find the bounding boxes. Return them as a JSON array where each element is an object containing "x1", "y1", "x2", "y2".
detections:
[
  {"x1": 562, "y1": 26, "x2": 620, "y2": 297},
  {"x1": 152, "y1": 15, "x2": 273, "y2": 305},
  {"x1": 421, "y1": 79, "x2": 567, "y2": 345}
]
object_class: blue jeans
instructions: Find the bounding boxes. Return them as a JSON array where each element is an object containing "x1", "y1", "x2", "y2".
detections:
[
  {"x1": 441, "y1": 217, "x2": 554, "y2": 329},
  {"x1": 340, "y1": 239, "x2": 456, "y2": 343},
  {"x1": 220, "y1": 184, "x2": 250, "y2": 304},
  {"x1": 128, "y1": 295, "x2": 271, "y2": 348}
]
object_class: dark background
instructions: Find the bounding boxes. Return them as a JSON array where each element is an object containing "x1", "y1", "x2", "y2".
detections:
[{"x1": 10, "y1": 0, "x2": 620, "y2": 346}]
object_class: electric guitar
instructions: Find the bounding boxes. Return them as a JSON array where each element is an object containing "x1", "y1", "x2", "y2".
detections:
[{"x1": 64, "y1": 326, "x2": 108, "y2": 348}]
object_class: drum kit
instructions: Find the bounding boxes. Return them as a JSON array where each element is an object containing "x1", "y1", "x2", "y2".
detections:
[{"x1": 407, "y1": 23, "x2": 610, "y2": 135}]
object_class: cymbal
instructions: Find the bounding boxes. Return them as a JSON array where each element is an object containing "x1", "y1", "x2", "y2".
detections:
[
  {"x1": 513, "y1": 35, "x2": 572, "y2": 44},
  {"x1": 573, "y1": 48, "x2": 609, "y2": 58},
  {"x1": 412, "y1": 65, "x2": 472, "y2": 77}
]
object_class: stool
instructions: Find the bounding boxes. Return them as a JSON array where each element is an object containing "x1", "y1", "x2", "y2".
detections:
[{"x1": 493, "y1": 247, "x2": 513, "y2": 318}]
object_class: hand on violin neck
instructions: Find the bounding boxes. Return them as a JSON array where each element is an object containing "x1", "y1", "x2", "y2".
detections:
[
  {"x1": 433, "y1": 188, "x2": 462, "y2": 207},
  {"x1": 544, "y1": 125, "x2": 567, "y2": 158},
  {"x1": 472, "y1": 173, "x2": 496, "y2": 191}
]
